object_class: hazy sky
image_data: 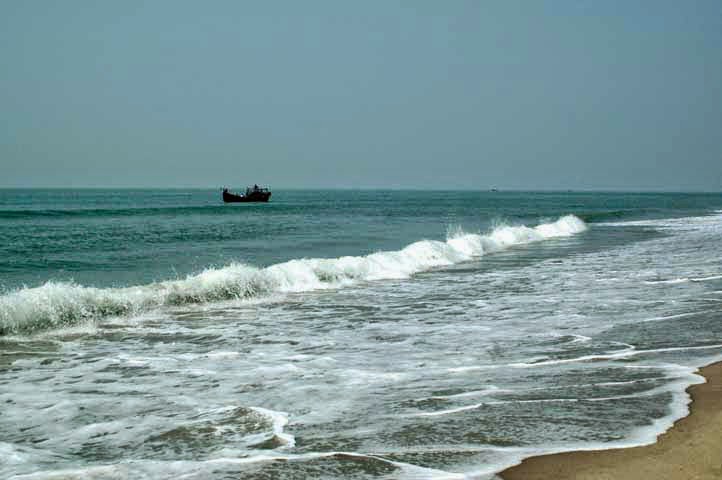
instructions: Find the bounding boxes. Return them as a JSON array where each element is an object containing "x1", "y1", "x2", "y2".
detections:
[{"x1": 2, "y1": 1, "x2": 721, "y2": 190}]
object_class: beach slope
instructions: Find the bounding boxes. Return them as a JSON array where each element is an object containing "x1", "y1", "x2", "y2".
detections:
[{"x1": 501, "y1": 362, "x2": 722, "y2": 480}]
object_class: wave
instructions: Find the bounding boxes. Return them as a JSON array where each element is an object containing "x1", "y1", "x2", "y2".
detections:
[
  {"x1": 576, "y1": 210, "x2": 634, "y2": 223},
  {"x1": 0, "y1": 215, "x2": 586, "y2": 336},
  {"x1": 644, "y1": 274, "x2": 722, "y2": 285},
  {"x1": 575, "y1": 208, "x2": 674, "y2": 224}
]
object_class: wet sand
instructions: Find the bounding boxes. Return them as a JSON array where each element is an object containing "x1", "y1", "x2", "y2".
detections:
[{"x1": 501, "y1": 361, "x2": 722, "y2": 480}]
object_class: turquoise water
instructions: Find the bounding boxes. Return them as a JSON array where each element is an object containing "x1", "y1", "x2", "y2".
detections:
[
  {"x1": 1, "y1": 190, "x2": 722, "y2": 479},
  {"x1": 1, "y1": 189, "x2": 716, "y2": 290}
]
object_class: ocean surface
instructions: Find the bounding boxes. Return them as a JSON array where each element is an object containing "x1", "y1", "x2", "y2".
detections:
[{"x1": 2, "y1": 189, "x2": 722, "y2": 479}]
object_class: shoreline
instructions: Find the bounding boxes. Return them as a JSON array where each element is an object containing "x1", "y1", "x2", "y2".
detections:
[{"x1": 500, "y1": 361, "x2": 722, "y2": 480}]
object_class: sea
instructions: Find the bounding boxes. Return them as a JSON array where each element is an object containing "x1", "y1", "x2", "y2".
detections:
[{"x1": 1, "y1": 189, "x2": 722, "y2": 480}]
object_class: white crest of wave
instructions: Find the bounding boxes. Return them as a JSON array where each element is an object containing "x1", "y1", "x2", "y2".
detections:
[
  {"x1": 0, "y1": 215, "x2": 586, "y2": 334},
  {"x1": 448, "y1": 214, "x2": 586, "y2": 256}
]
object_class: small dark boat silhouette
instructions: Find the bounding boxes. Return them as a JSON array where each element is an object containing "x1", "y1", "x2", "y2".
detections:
[{"x1": 222, "y1": 185, "x2": 271, "y2": 203}]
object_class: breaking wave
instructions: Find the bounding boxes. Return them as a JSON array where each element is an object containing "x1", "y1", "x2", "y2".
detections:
[{"x1": 0, "y1": 215, "x2": 586, "y2": 335}]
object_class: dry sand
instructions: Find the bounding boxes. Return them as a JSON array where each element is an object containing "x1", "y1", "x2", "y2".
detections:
[{"x1": 500, "y1": 361, "x2": 722, "y2": 480}]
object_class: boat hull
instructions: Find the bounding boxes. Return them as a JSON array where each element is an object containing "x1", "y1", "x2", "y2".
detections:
[{"x1": 222, "y1": 190, "x2": 271, "y2": 203}]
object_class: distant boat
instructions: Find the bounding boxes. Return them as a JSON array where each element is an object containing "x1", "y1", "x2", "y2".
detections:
[{"x1": 222, "y1": 185, "x2": 272, "y2": 203}]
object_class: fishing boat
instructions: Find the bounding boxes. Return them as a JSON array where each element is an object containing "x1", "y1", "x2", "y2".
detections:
[{"x1": 222, "y1": 185, "x2": 272, "y2": 203}]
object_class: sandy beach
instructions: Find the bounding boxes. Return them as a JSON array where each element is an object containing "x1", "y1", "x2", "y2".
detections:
[{"x1": 501, "y1": 361, "x2": 722, "y2": 480}]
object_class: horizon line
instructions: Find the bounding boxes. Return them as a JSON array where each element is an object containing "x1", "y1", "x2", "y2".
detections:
[{"x1": 0, "y1": 186, "x2": 720, "y2": 194}]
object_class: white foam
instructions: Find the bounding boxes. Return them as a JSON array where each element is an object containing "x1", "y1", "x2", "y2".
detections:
[
  {"x1": 204, "y1": 351, "x2": 241, "y2": 360},
  {"x1": 250, "y1": 407, "x2": 295, "y2": 448},
  {"x1": 0, "y1": 215, "x2": 587, "y2": 335},
  {"x1": 691, "y1": 274, "x2": 722, "y2": 282},
  {"x1": 3, "y1": 452, "x2": 469, "y2": 480},
  {"x1": 412, "y1": 403, "x2": 484, "y2": 417},
  {"x1": 447, "y1": 365, "x2": 500, "y2": 373},
  {"x1": 206, "y1": 451, "x2": 467, "y2": 480},
  {"x1": 10, "y1": 465, "x2": 129, "y2": 480},
  {"x1": 644, "y1": 278, "x2": 690, "y2": 285},
  {"x1": 639, "y1": 310, "x2": 716, "y2": 323},
  {"x1": 0, "y1": 442, "x2": 30, "y2": 466},
  {"x1": 508, "y1": 347, "x2": 638, "y2": 368},
  {"x1": 427, "y1": 385, "x2": 511, "y2": 400},
  {"x1": 599, "y1": 211, "x2": 722, "y2": 229},
  {"x1": 446, "y1": 344, "x2": 722, "y2": 374},
  {"x1": 509, "y1": 344, "x2": 722, "y2": 368},
  {"x1": 568, "y1": 334, "x2": 592, "y2": 343}
]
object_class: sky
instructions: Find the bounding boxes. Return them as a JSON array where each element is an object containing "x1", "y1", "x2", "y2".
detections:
[{"x1": 1, "y1": 1, "x2": 721, "y2": 190}]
